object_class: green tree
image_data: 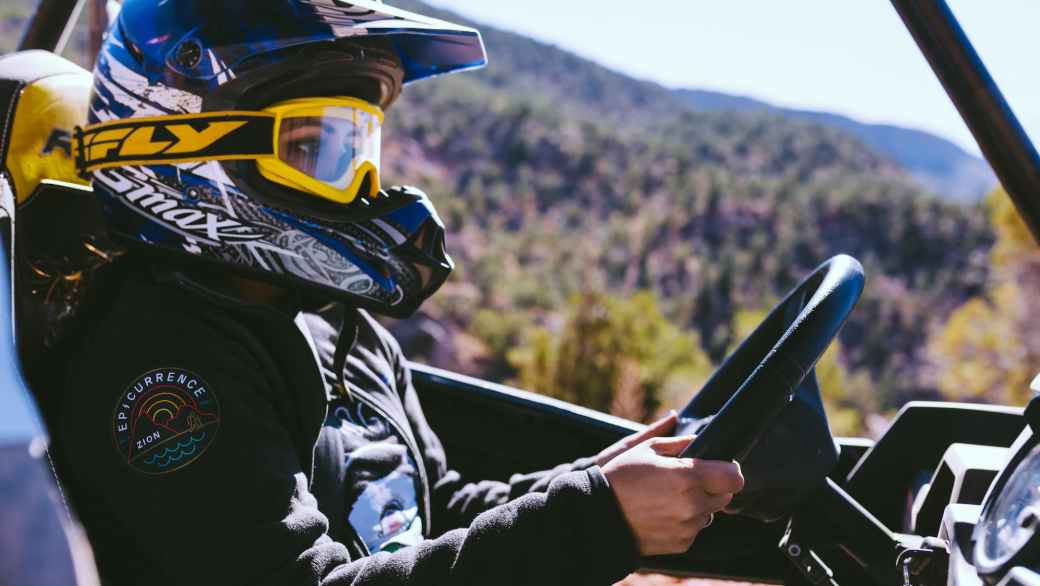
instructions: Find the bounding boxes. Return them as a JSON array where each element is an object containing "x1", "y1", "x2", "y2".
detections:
[
  {"x1": 929, "y1": 188, "x2": 1040, "y2": 406},
  {"x1": 509, "y1": 291, "x2": 713, "y2": 422}
]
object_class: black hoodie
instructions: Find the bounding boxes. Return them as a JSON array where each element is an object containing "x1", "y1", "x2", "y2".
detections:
[{"x1": 49, "y1": 267, "x2": 639, "y2": 586}]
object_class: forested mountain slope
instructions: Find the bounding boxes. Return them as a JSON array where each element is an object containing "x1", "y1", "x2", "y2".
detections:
[
  {"x1": 382, "y1": 2, "x2": 996, "y2": 430},
  {"x1": 0, "y1": 1, "x2": 1005, "y2": 433},
  {"x1": 677, "y1": 89, "x2": 996, "y2": 202}
]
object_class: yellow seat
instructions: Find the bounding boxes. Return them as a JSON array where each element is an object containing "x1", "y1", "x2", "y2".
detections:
[
  {"x1": 0, "y1": 49, "x2": 91, "y2": 206},
  {"x1": 0, "y1": 50, "x2": 117, "y2": 388}
]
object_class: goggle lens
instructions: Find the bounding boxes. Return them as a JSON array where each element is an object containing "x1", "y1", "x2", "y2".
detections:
[{"x1": 261, "y1": 98, "x2": 383, "y2": 204}]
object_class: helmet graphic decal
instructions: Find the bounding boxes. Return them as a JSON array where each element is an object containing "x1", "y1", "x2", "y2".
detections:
[{"x1": 93, "y1": 166, "x2": 273, "y2": 246}]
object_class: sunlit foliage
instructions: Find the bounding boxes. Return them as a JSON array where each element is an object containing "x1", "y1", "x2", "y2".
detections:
[
  {"x1": 509, "y1": 292, "x2": 714, "y2": 422},
  {"x1": 929, "y1": 189, "x2": 1040, "y2": 406}
]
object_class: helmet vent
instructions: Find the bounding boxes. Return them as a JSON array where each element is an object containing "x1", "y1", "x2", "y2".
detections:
[{"x1": 174, "y1": 39, "x2": 203, "y2": 70}]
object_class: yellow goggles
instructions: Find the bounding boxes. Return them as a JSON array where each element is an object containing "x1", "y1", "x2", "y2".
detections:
[
  {"x1": 257, "y1": 97, "x2": 382, "y2": 204},
  {"x1": 74, "y1": 96, "x2": 383, "y2": 205}
]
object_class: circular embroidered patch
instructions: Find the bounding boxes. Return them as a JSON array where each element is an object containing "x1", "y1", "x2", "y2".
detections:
[{"x1": 112, "y1": 367, "x2": 221, "y2": 475}]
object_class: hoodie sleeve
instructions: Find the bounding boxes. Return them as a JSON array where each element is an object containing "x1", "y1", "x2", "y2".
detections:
[
  {"x1": 324, "y1": 467, "x2": 638, "y2": 586},
  {"x1": 386, "y1": 333, "x2": 610, "y2": 533}
]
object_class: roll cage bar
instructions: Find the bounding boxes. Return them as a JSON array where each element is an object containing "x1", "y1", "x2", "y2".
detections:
[
  {"x1": 890, "y1": 1, "x2": 1040, "y2": 241},
  {"x1": 17, "y1": 0, "x2": 84, "y2": 56}
]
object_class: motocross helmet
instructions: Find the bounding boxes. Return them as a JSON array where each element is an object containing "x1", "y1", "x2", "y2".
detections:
[{"x1": 75, "y1": 0, "x2": 486, "y2": 317}]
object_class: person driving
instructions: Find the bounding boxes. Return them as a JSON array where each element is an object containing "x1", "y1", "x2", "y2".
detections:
[{"x1": 51, "y1": 0, "x2": 743, "y2": 584}]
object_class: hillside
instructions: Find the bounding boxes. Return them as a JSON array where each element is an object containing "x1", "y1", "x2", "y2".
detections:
[
  {"x1": 381, "y1": 1, "x2": 995, "y2": 426},
  {"x1": 0, "y1": 2, "x2": 1003, "y2": 432},
  {"x1": 395, "y1": 0, "x2": 994, "y2": 204},
  {"x1": 677, "y1": 89, "x2": 996, "y2": 202}
]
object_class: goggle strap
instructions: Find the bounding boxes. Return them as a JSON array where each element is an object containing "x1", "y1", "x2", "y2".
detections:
[{"x1": 73, "y1": 111, "x2": 277, "y2": 174}]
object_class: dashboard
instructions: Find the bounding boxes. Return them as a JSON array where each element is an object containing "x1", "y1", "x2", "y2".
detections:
[
  {"x1": 837, "y1": 400, "x2": 1037, "y2": 586},
  {"x1": 970, "y1": 425, "x2": 1040, "y2": 585},
  {"x1": 950, "y1": 420, "x2": 1040, "y2": 586}
]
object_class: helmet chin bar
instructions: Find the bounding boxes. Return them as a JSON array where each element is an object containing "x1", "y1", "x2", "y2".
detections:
[{"x1": 93, "y1": 159, "x2": 450, "y2": 320}]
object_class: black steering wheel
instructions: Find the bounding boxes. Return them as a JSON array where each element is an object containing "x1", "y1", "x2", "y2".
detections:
[
  {"x1": 678, "y1": 254, "x2": 864, "y2": 464},
  {"x1": 646, "y1": 255, "x2": 866, "y2": 574}
]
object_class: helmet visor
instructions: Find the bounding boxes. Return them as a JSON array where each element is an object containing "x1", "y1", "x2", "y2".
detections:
[{"x1": 258, "y1": 97, "x2": 383, "y2": 205}]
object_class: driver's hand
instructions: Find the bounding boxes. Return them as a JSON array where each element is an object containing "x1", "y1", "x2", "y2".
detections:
[
  {"x1": 602, "y1": 436, "x2": 744, "y2": 557},
  {"x1": 594, "y1": 411, "x2": 678, "y2": 467}
]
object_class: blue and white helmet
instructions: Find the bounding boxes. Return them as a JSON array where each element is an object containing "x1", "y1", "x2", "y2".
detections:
[{"x1": 80, "y1": 0, "x2": 486, "y2": 317}]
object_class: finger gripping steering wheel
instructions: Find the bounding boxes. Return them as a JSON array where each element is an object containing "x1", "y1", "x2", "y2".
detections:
[{"x1": 679, "y1": 254, "x2": 864, "y2": 462}]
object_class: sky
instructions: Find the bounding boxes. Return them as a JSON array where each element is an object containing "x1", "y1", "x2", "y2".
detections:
[{"x1": 426, "y1": 0, "x2": 1040, "y2": 158}]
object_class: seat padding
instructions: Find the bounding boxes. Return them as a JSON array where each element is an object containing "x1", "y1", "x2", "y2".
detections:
[
  {"x1": 0, "y1": 50, "x2": 91, "y2": 206},
  {"x1": 0, "y1": 50, "x2": 119, "y2": 385}
]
